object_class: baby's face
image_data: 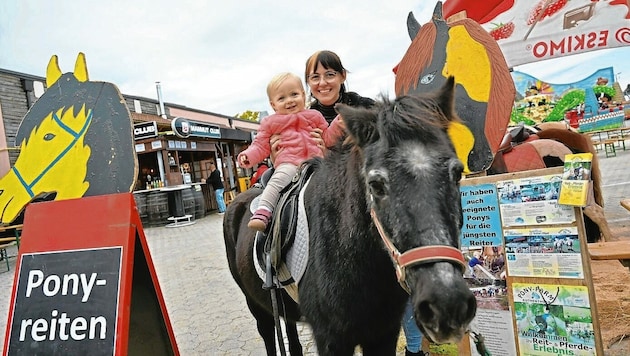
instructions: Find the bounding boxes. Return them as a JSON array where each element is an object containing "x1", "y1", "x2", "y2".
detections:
[{"x1": 270, "y1": 77, "x2": 306, "y2": 115}]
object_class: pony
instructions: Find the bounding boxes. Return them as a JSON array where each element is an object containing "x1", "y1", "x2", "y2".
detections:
[
  {"x1": 224, "y1": 77, "x2": 476, "y2": 355},
  {"x1": 0, "y1": 53, "x2": 137, "y2": 224}
]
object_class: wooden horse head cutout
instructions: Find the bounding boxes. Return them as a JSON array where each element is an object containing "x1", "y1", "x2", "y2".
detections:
[
  {"x1": 0, "y1": 52, "x2": 137, "y2": 224},
  {"x1": 394, "y1": 1, "x2": 515, "y2": 174}
]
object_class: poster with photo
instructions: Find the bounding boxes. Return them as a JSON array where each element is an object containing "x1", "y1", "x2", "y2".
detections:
[
  {"x1": 496, "y1": 175, "x2": 575, "y2": 227},
  {"x1": 460, "y1": 184, "x2": 503, "y2": 247},
  {"x1": 504, "y1": 227, "x2": 584, "y2": 278},
  {"x1": 463, "y1": 246, "x2": 507, "y2": 291},
  {"x1": 513, "y1": 283, "x2": 595, "y2": 356}
]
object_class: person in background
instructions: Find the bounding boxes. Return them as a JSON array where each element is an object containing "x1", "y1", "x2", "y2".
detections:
[
  {"x1": 402, "y1": 299, "x2": 427, "y2": 355},
  {"x1": 250, "y1": 161, "x2": 270, "y2": 185},
  {"x1": 207, "y1": 162, "x2": 226, "y2": 215},
  {"x1": 238, "y1": 72, "x2": 343, "y2": 231}
]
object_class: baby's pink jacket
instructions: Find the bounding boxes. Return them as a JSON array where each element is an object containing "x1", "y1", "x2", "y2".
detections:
[{"x1": 238, "y1": 109, "x2": 342, "y2": 168}]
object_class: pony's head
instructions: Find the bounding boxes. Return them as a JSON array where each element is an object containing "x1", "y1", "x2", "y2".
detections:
[
  {"x1": 0, "y1": 53, "x2": 136, "y2": 224},
  {"x1": 338, "y1": 76, "x2": 476, "y2": 344}
]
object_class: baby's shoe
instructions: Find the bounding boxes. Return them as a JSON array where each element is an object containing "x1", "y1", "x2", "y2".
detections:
[{"x1": 248, "y1": 208, "x2": 272, "y2": 231}]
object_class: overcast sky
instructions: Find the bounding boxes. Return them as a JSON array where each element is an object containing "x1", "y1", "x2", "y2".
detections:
[{"x1": 1, "y1": 1, "x2": 628, "y2": 117}]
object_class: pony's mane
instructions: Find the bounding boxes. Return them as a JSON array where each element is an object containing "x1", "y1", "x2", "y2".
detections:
[{"x1": 380, "y1": 94, "x2": 454, "y2": 144}]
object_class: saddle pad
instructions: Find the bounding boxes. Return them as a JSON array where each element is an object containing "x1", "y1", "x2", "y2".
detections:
[{"x1": 253, "y1": 178, "x2": 310, "y2": 286}]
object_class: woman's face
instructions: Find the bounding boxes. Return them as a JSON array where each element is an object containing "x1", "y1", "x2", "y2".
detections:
[{"x1": 307, "y1": 62, "x2": 345, "y2": 106}]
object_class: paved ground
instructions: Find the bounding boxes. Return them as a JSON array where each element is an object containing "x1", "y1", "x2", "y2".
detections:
[{"x1": 1, "y1": 132, "x2": 629, "y2": 355}]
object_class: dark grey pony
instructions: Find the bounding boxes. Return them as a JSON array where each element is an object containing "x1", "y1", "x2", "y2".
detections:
[{"x1": 223, "y1": 77, "x2": 476, "y2": 355}]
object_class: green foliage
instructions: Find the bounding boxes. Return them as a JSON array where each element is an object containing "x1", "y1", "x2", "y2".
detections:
[
  {"x1": 510, "y1": 108, "x2": 535, "y2": 125},
  {"x1": 545, "y1": 89, "x2": 585, "y2": 122},
  {"x1": 236, "y1": 110, "x2": 260, "y2": 122},
  {"x1": 592, "y1": 85, "x2": 616, "y2": 98}
]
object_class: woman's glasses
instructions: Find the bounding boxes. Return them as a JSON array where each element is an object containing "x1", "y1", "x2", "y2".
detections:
[{"x1": 307, "y1": 71, "x2": 338, "y2": 85}]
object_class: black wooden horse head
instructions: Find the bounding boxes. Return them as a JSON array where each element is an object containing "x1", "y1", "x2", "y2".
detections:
[{"x1": 335, "y1": 76, "x2": 476, "y2": 344}]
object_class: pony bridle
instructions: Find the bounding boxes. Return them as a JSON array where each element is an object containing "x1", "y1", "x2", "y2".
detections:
[
  {"x1": 11, "y1": 110, "x2": 93, "y2": 198},
  {"x1": 369, "y1": 208, "x2": 466, "y2": 293}
]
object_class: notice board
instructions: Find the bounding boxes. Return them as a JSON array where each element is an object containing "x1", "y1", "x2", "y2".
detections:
[
  {"x1": 425, "y1": 167, "x2": 603, "y2": 356},
  {"x1": 2, "y1": 193, "x2": 179, "y2": 356}
]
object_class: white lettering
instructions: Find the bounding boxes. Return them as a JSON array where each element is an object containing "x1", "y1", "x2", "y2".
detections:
[
  {"x1": 80, "y1": 273, "x2": 98, "y2": 303},
  {"x1": 24, "y1": 270, "x2": 104, "y2": 302},
  {"x1": 26, "y1": 270, "x2": 44, "y2": 297},
  {"x1": 19, "y1": 311, "x2": 107, "y2": 342}
]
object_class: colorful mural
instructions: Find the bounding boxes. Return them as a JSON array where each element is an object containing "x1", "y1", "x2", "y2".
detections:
[{"x1": 510, "y1": 67, "x2": 627, "y2": 131}]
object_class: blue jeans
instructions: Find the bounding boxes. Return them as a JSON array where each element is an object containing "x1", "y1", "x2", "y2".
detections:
[
  {"x1": 403, "y1": 299, "x2": 423, "y2": 353},
  {"x1": 214, "y1": 188, "x2": 226, "y2": 213}
]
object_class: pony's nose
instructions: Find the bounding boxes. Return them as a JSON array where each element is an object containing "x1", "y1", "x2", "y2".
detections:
[{"x1": 412, "y1": 263, "x2": 477, "y2": 343}]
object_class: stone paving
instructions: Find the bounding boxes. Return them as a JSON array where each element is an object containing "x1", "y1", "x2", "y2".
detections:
[{"x1": 1, "y1": 137, "x2": 629, "y2": 355}]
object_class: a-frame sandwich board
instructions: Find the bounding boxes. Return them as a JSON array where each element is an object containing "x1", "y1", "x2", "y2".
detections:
[{"x1": 3, "y1": 193, "x2": 179, "y2": 356}]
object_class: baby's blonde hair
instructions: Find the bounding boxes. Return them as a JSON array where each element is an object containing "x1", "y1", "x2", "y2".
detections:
[{"x1": 266, "y1": 72, "x2": 303, "y2": 99}]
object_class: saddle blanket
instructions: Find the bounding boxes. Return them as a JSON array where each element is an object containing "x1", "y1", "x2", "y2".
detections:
[{"x1": 253, "y1": 178, "x2": 310, "y2": 289}]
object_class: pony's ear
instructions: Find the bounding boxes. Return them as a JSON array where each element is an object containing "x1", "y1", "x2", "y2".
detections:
[
  {"x1": 335, "y1": 104, "x2": 378, "y2": 147},
  {"x1": 436, "y1": 76, "x2": 456, "y2": 121}
]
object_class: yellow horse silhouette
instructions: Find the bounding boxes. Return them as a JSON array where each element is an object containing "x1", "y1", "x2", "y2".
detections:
[{"x1": 0, "y1": 53, "x2": 136, "y2": 224}]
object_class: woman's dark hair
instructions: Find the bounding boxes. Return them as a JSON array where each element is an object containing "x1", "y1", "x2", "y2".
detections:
[{"x1": 305, "y1": 50, "x2": 347, "y2": 94}]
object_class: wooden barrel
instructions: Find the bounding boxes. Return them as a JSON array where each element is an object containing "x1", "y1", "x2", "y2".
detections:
[
  {"x1": 146, "y1": 191, "x2": 169, "y2": 227},
  {"x1": 193, "y1": 187, "x2": 206, "y2": 219},
  {"x1": 133, "y1": 192, "x2": 149, "y2": 227},
  {"x1": 182, "y1": 187, "x2": 196, "y2": 219}
]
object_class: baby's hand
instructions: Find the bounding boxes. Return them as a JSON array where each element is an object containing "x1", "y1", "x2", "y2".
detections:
[{"x1": 239, "y1": 154, "x2": 250, "y2": 166}]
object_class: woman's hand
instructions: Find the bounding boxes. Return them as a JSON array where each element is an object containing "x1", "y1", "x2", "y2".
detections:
[{"x1": 311, "y1": 128, "x2": 326, "y2": 154}]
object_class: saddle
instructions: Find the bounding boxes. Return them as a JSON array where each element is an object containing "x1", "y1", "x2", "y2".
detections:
[{"x1": 253, "y1": 163, "x2": 315, "y2": 292}]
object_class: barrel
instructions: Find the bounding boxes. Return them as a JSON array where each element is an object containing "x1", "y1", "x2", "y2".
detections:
[
  {"x1": 133, "y1": 192, "x2": 149, "y2": 227},
  {"x1": 182, "y1": 187, "x2": 196, "y2": 219},
  {"x1": 192, "y1": 186, "x2": 206, "y2": 219},
  {"x1": 146, "y1": 191, "x2": 169, "y2": 227}
]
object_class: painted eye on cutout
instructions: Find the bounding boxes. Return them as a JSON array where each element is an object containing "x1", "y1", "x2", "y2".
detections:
[{"x1": 44, "y1": 133, "x2": 56, "y2": 141}]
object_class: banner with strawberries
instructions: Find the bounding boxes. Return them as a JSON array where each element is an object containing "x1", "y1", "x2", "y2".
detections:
[{"x1": 443, "y1": 0, "x2": 630, "y2": 67}]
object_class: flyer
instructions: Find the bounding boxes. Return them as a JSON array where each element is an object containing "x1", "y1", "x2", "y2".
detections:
[
  {"x1": 468, "y1": 309, "x2": 517, "y2": 356},
  {"x1": 460, "y1": 184, "x2": 503, "y2": 247},
  {"x1": 558, "y1": 153, "x2": 593, "y2": 207},
  {"x1": 513, "y1": 283, "x2": 595, "y2": 356},
  {"x1": 496, "y1": 175, "x2": 575, "y2": 226},
  {"x1": 504, "y1": 227, "x2": 584, "y2": 278}
]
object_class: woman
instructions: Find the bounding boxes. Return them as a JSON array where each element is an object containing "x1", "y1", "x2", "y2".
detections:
[{"x1": 304, "y1": 50, "x2": 374, "y2": 124}]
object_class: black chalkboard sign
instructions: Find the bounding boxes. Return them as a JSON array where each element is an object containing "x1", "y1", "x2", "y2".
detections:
[{"x1": 6, "y1": 247, "x2": 122, "y2": 355}]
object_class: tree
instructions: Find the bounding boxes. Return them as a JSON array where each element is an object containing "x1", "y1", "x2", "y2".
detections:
[{"x1": 236, "y1": 110, "x2": 260, "y2": 122}]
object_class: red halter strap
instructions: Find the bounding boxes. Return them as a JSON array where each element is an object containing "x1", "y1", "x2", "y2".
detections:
[{"x1": 370, "y1": 208, "x2": 466, "y2": 293}]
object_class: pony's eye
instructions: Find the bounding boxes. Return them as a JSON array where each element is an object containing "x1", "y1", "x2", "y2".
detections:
[
  {"x1": 448, "y1": 158, "x2": 463, "y2": 182},
  {"x1": 369, "y1": 180, "x2": 387, "y2": 197},
  {"x1": 43, "y1": 133, "x2": 56, "y2": 141},
  {"x1": 367, "y1": 170, "x2": 389, "y2": 198}
]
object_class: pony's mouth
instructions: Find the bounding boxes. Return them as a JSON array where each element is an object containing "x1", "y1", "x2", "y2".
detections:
[{"x1": 420, "y1": 324, "x2": 468, "y2": 345}]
